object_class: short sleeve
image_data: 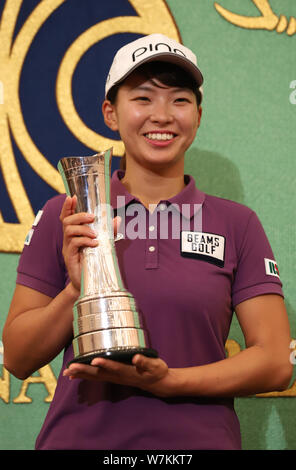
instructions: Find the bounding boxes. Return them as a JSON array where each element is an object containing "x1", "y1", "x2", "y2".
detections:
[
  {"x1": 16, "y1": 195, "x2": 67, "y2": 298},
  {"x1": 232, "y1": 211, "x2": 283, "y2": 308}
]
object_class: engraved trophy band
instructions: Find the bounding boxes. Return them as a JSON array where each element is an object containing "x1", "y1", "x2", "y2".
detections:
[{"x1": 58, "y1": 148, "x2": 158, "y2": 365}]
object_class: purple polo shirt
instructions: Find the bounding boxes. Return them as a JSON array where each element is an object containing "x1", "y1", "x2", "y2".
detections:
[{"x1": 16, "y1": 171, "x2": 283, "y2": 450}]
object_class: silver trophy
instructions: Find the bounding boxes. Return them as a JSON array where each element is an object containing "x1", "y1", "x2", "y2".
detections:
[{"x1": 58, "y1": 148, "x2": 157, "y2": 366}]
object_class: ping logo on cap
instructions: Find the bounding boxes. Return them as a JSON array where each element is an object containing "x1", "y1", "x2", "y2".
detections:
[
  {"x1": 264, "y1": 258, "x2": 280, "y2": 278},
  {"x1": 105, "y1": 33, "x2": 203, "y2": 99},
  {"x1": 132, "y1": 42, "x2": 187, "y2": 62}
]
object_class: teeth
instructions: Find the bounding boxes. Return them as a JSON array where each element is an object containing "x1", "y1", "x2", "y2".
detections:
[{"x1": 145, "y1": 133, "x2": 174, "y2": 141}]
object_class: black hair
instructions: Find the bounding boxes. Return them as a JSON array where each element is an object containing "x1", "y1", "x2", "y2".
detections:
[{"x1": 107, "y1": 61, "x2": 202, "y2": 106}]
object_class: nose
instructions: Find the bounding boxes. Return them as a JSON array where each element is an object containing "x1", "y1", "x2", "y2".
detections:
[{"x1": 149, "y1": 100, "x2": 173, "y2": 125}]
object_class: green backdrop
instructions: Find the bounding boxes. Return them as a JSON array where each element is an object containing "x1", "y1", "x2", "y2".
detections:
[{"x1": 1, "y1": 0, "x2": 295, "y2": 450}]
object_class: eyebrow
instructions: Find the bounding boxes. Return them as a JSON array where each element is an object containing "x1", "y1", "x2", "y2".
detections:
[
  {"x1": 132, "y1": 83, "x2": 192, "y2": 93},
  {"x1": 133, "y1": 85, "x2": 155, "y2": 92}
]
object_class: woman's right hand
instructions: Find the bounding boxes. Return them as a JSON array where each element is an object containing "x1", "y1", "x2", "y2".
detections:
[{"x1": 60, "y1": 195, "x2": 120, "y2": 293}]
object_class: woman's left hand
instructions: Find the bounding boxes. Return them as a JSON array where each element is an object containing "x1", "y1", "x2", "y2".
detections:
[{"x1": 63, "y1": 355, "x2": 177, "y2": 398}]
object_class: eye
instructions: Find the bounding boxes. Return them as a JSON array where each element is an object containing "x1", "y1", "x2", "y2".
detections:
[
  {"x1": 134, "y1": 96, "x2": 150, "y2": 102},
  {"x1": 174, "y1": 97, "x2": 191, "y2": 103}
]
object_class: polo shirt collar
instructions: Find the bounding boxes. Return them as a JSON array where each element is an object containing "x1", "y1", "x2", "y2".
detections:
[{"x1": 111, "y1": 170, "x2": 205, "y2": 219}]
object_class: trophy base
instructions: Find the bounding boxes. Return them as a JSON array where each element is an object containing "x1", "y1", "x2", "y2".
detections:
[{"x1": 67, "y1": 347, "x2": 158, "y2": 367}]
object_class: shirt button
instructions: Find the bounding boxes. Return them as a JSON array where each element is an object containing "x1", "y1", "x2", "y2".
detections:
[
  {"x1": 148, "y1": 246, "x2": 156, "y2": 252},
  {"x1": 149, "y1": 225, "x2": 155, "y2": 232},
  {"x1": 159, "y1": 203, "x2": 166, "y2": 211}
]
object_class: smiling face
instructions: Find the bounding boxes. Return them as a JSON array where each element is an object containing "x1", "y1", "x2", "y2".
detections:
[{"x1": 102, "y1": 63, "x2": 202, "y2": 175}]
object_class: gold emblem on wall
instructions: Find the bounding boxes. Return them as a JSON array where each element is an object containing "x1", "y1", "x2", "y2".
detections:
[
  {"x1": 0, "y1": 0, "x2": 180, "y2": 253},
  {"x1": 215, "y1": 0, "x2": 296, "y2": 35},
  {"x1": 1, "y1": 338, "x2": 296, "y2": 404}
]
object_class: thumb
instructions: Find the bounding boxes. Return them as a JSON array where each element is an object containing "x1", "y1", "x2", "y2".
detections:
[
  {"x1": 113, "y1": 216, "x2": 122, "y2": 238},
  {"x1": 132, "y1": 354, "x2": 153, "y2": 373}
]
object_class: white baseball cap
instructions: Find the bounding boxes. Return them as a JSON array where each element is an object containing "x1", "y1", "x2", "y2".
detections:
[{"x1": 105, "y1": 33, "x2": 203, "y2": 100}]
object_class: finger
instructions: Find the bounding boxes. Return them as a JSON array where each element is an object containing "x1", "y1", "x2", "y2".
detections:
[
  {"x1": 63, "y1": 212, "x2": 95, "y2": 227},
  {"x1": 90, "y1": 358, "x2": 138, "y2": 381},
  {"x1": 64, "y1": 360, "x2": 129, "y2": 384},
  {"x1": 66, "y1": 236, "x2": 99, "y2": 254},
  {"x1": 63, "y1": 224, "x2": 97, "y2": 240},
  {"x1": 90, "y1": 357, "x2": 128, "y2": 372},
  {"x1": 63, "y1": 363, "x2": 101, "y2": 380},
  {"x1": 62, "y1": 195, "x2": 77, "y2": 219},
  {"x1": 63, "y1": 211, "x2": 120, "y2": 236}
]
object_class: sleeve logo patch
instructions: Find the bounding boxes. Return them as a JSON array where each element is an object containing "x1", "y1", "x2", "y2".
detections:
[
  {"x1": 33, "y1": 210, "x2": 43, "y2": 227},
  {"x1": 264, "y1": 258, "x2": 280, "y2": 278},
  {"x1": 24, "y1": 228, "x2": 34, "y2": 246},
  {"x1": 181, "y1": 231, "x2": 225, "y2": 268}
]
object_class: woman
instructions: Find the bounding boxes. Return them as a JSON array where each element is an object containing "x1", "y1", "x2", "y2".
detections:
[{"x1": 3, "y1": 34, "x2": 292, "y2": 450}]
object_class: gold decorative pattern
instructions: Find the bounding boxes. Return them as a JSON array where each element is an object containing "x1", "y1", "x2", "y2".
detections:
[
  {"x1": 1, "y1": 338, "x2": 295, "y2": 404},
  {"x1": 0, "y1": 364, "x2": 57, "y2": 403},
  {"x1": 0, "y1": 366, "x2": 10, "y2": 403},
  {"x1": 56, "y1": 0, "x2": 180, "y2": 155},
  {"x1": 0, "y1": 0, "x2": 65, "y2": 253},
  {"x1": 214, "y1": 0, "x2": 296, "y2": 35},
  {"x1": 0, "y1": 0, "x2": 179, "y2": 253},
  {"x1": 12, "y1": 365, "x2": 57, "y2": 403}
]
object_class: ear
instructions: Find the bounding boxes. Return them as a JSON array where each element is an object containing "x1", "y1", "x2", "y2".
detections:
[
  {"x1": 197, "y1": 105, "x2": 202, "y2": 127},
  {"x1": 194, "y1": 105, "x2": 202, "y2": 134},
  {"x1": 102, "y1": 100, "x2": 119, "y2": 131}
]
